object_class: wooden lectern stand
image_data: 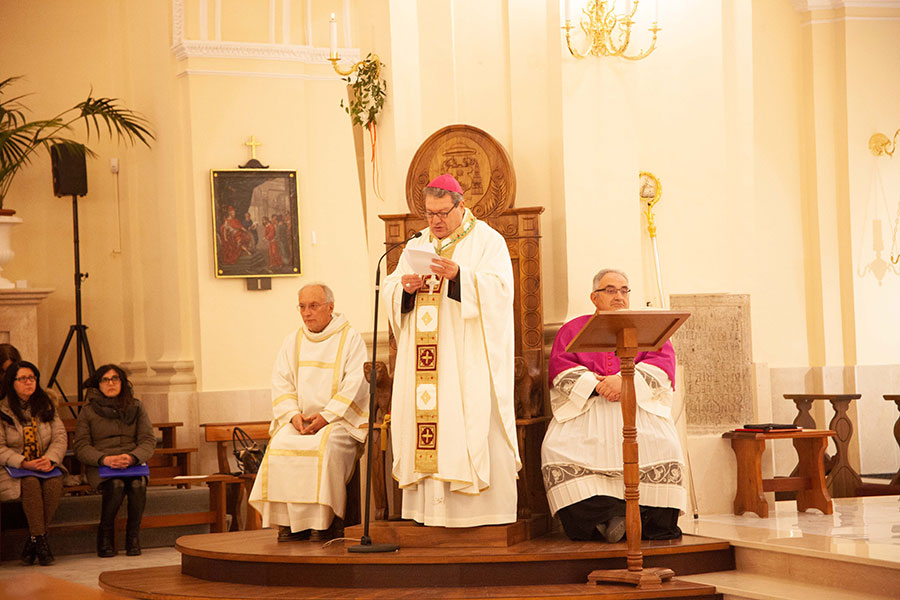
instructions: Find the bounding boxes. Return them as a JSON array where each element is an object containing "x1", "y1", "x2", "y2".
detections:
[{"x1": 567, "y1": 309, "x2": 690, "y2": 590}]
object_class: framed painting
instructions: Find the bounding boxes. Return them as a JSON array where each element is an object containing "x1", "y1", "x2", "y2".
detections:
[{"x1": 210, "y1": 169, "x2": 302, "y2": 278}]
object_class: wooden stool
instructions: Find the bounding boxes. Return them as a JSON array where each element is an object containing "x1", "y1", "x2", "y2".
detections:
[
  {"x1": 784, "y1": 393, "x2": 862, "y2": 497},
  {"x1": 723, "y1": 429, "x2": 835, "y2": 518}
]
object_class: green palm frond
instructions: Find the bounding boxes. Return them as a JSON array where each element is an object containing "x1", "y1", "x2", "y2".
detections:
[{"x1": 0, "y1": 76, "x2": 155, "y2": 208}]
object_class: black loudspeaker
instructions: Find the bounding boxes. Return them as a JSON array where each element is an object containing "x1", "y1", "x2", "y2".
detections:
[{"x1": 50, "y1": 145, "x2": 88, "y2": 197}]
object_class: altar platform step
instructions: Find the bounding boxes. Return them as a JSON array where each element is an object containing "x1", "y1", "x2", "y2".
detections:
[
  {"x1": 99, "y1": 529, "x2": 733, "y2": 599},
  {"x1": 101, "y1": 564, "x2": 724, "y2": 599}
]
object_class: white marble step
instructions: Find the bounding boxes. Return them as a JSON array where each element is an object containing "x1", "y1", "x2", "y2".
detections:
[{"x1": 680, "y1": 570, "x2": 892, "y2": 600}]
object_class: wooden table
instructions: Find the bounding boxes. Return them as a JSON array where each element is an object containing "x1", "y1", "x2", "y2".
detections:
[
  {"x1": 784, "y1": 393, "x2": 862, "y2": 497},
  {"x1": 885, "y1": 395, "x2": 900, "y2": 486},
  {"x1": 722, "y1": 428, "x2": 835, "y2": 518}
]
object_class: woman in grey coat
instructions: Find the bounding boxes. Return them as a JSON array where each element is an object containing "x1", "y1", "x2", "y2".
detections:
[
  {"x1": 73, "y1": 364, "x2": 156, "y2": 557},
  {"x1": 0, "y1": 361, "x2": 67, "y2": 566}
]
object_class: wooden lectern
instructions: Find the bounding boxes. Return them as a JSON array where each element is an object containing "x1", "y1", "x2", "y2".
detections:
[{"x1": 567, "y1": 309, "x2": 690, "y2": 590}]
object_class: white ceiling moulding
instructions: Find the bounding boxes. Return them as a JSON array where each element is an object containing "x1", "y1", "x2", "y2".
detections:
[
  {"x1": 793, "y1": 0, "x2": 900, "y2": 11},
  {"x1": 172, "y1": 39, "x2": 360, "y2": 64},
  {"x1": 176, "y1": 69, "x2": 345, "y2": 81},
  {"x1": 170, "y1": 0, "x2": 359, "y2": 64}
]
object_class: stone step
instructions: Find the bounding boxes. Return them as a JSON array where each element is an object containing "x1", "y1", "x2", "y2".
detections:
[
  {"x1": 1, "y1": 486, "x2": 212, "y2": 560},
  {"x1": 680, "y1": 544, "x2": 899, "y2": 599},
  {"x1": 681, "y1": 570, "x2": 891, "y2": 600}
]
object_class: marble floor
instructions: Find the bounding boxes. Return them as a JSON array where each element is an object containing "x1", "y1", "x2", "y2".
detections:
[
  {"x1": 0, "y1": 546, "x2": 181, "y2": 589},
  {"x1": 2, "y1": 496, "x2": 898, "y2": 593},
  {"x1": 685, "y1": 495, "x2": 900, "y2": 568}
]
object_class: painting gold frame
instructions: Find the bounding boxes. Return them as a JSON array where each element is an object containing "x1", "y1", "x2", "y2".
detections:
[{"x1": 210, "y1": 169, "x2": 302, "y2": 278}]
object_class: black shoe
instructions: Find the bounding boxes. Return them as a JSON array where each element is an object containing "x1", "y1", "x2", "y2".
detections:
[
  {"x1": 97, "y1": 526, "x2": 116, "y2": 557},
  {"x1": 277, "y1": 525, "x2": 311, "y2": 542},
  {"x1": 20, "y1": 536, "x2": 37, "y2": 566},
  {"x1": 125, "y1": 530, "x2": 142, "y2": 556},
  {"x1": 35, "y1": 534, "x2": 55, "y2": 566}
]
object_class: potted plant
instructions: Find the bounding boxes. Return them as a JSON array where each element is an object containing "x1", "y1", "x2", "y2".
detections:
[
  {"x1": 0, "y1": 75, "x2": 154, "y2": 213},
  {"x1": 0, "y1": 76, "x2": 153, "y2": 287}
]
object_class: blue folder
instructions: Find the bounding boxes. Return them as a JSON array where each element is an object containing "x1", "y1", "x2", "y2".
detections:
[
  {"x1": 4, "y1": 466, "x2": 62, "y2": 479},
  {"x1": 98, "y1": 463, "x2": 150, "y2": 478}
]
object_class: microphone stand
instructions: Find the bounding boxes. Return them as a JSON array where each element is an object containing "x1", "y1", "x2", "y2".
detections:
[{"x1": 348, "y1": 231, "x2": 421, "y2": 553}]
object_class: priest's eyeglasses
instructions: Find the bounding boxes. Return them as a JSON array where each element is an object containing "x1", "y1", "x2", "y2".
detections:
[
  {"x1": 594, "y1": 286, "x2": 631, "y2": 297},
  {"x1": 15, "y1": 375, "x2": 37, "y2": 383},
  {"x1": 424, "y1": 207, "x2": 457, "y2": 220},
  {"x1": 100, "y1": 375, "x2": 121, "y2": 384},
  {"x1": 297, "y1": 303, "x2": 326, "y2": 312}
]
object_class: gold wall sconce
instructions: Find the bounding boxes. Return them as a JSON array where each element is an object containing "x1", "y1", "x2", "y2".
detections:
[
  {"x1": 861, "y1": 128, "x2": 900, "y2": 282},
  {"x1": 869, "y1": 129, "x2": 899, "y2": 158},
  {"x1": 327, "y1": 13, "x2": 380, "y2": 77},
  {"x1": 564, "y1": 0, "x2": 660, "y2": 61}
]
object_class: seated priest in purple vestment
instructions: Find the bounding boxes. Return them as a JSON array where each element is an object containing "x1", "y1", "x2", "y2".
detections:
[{"x1": 540, "y1": 268, "x2": 686, "y2": 542}]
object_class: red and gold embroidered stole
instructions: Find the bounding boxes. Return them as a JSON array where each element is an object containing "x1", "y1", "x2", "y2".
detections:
[{"x1": 413, "y1": 210, "x2": 477, "y2": 473}]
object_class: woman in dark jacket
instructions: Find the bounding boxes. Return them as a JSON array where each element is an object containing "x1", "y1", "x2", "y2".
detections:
[
  {"x1": 73, "y1": 364, "x2": 156, "y2": 557},
  {"x1": 0, "y1": 361, "x2": 67, "y2": 565}
]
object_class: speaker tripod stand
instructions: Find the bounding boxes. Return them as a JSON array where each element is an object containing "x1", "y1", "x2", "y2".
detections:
[{"x1": 47, "y1": 193, "x2": 96, "y2": 415}]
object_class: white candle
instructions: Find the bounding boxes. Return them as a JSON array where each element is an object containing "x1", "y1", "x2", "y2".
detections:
[
  {"x1": 653, "y1": 0, "x2": 659, "y2": 22},
  {"x1": 624, "y1": 0, "x2": 632, "y2": 16},
  {"x1": 329, "y1": 13, "x2": 337, "y2": 59},
  {"x1": 565, "y1": 0, "x2": 572, "y2": 22}
]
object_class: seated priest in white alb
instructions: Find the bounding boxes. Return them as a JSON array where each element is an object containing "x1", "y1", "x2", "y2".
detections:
[
  {"x1": 540, "y1": 268, "x2": 685, "y2": 543},
  {"x1": 249, "y1": 283, "x2": 368, "y2": 541}
]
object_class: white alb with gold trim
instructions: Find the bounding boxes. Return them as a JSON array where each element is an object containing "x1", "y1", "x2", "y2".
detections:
[
  {"x1": 384, "y1": 212, "x2": 521, "y2": 527},
  {"x1": 249, "y1": 312, "x2": 368, "y2": 532}
]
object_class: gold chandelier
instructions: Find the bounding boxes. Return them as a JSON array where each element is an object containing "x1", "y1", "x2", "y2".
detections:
[{"x1": 564, "y1": 0, "x2": 660, "y2": 61}]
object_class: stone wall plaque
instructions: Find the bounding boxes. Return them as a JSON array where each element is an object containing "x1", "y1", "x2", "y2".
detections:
[{"x1": 670, "y1": 294, "x2": 753, "y2": 427}]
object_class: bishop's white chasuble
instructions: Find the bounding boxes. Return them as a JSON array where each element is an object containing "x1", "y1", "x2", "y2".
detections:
[
  {"x1": 384, "y1": 210, "x2": 521, "y2": 527},
  {"x1": 249, "y1": 313, "x2": 368, "y2": 532}
]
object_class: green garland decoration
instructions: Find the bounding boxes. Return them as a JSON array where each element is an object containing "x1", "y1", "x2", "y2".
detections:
[{"x1": 340, "y1": 54, "x2": 387, "y2": 128}]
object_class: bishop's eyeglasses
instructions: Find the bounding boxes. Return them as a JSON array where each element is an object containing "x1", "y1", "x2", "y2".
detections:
[
  {"x1": 594, "y1": 286, "x2": 631, "y2": 297},
  {"x1": 424, "y1": 206, "x2": 458, "y2": 221}
]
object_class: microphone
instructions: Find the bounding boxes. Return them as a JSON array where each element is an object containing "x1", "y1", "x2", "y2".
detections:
[
  {"x1": 375, "y1": 230, "x2": 423, "y2": 287},
  {"x1": 350, "y1": 229, "x2": 422, "y2": 553}
]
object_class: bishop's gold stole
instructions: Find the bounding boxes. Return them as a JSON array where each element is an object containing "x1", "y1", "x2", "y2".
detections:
[
  {"x1": 413, "y1": 210, "x2": 477, "y2": 473},
  {"x1": 413, "y1": 273, "x2": 443, "y2": 473}
]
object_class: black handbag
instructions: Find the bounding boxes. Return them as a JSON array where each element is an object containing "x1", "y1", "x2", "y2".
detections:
[{"x1": 232, "y1": 426, "x2": 265, "y2": 474}]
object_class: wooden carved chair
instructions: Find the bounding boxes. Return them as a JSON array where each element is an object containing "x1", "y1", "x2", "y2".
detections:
[{"x1": 367, "y1": 124, "x2": 550, "y2": 535}]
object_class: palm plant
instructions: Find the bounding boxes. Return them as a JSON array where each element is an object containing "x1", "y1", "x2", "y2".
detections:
[{"x1": 0, "y1": 76, "x2": 154, "y2": 210}]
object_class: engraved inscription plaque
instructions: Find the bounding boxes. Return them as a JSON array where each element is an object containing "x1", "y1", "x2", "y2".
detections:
[{"x1": 670, "y1": 294, "x2": 753, "y2": 427}]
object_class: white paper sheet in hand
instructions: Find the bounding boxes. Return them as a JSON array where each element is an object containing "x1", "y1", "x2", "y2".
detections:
[{"x1": 403, "y1": 247, "x2": 439, "y2": 275}]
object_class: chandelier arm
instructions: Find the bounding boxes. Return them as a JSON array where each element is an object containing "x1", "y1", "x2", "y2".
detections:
[{"x1": 563, "y1": 22, "x2": 590, "y2": 59}]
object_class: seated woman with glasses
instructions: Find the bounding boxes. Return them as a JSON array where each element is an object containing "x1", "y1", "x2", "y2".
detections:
[
  {"x1": 74, "y1": 364, "x2": 156, "y2": 557},
  {"x1": 540, "y1": 269, "x2": 686, "y2": 543},
  {"x1": 0, "y1": 360, "x2": 68, "y2": 565}
]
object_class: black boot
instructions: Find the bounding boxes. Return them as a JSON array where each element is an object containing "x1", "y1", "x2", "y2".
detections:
[
  {"x1": 98, "y1": 478, "x2": 126, "y2": 557},
  {"x1": 20, "y1": 536, "x2": 37, "y2": 566},
  {"x1": 125, "y1": 478, "x2": 147, "y2": 556},
  {"x1": 35, "y1": 534, "x2": 54, "y2": 566}
]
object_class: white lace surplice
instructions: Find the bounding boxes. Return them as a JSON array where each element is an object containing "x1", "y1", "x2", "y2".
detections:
[{"x1": 540, "y1": 362, "x2": 686, "y2": 515}]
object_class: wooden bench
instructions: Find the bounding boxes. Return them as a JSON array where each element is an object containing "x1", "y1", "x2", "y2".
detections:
[
  {"x1": 0, "y1": 474, "x2": 242, "y2": 555},
  {"x1": 200, "y1": 421, "x2": 360, "y2": 531},
  {"x1": 722, "y1": 428, "x2": 835, "y2": 518},
  {"x1": 61, "y1": 420, "x2": 196, "y2": 484}
]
